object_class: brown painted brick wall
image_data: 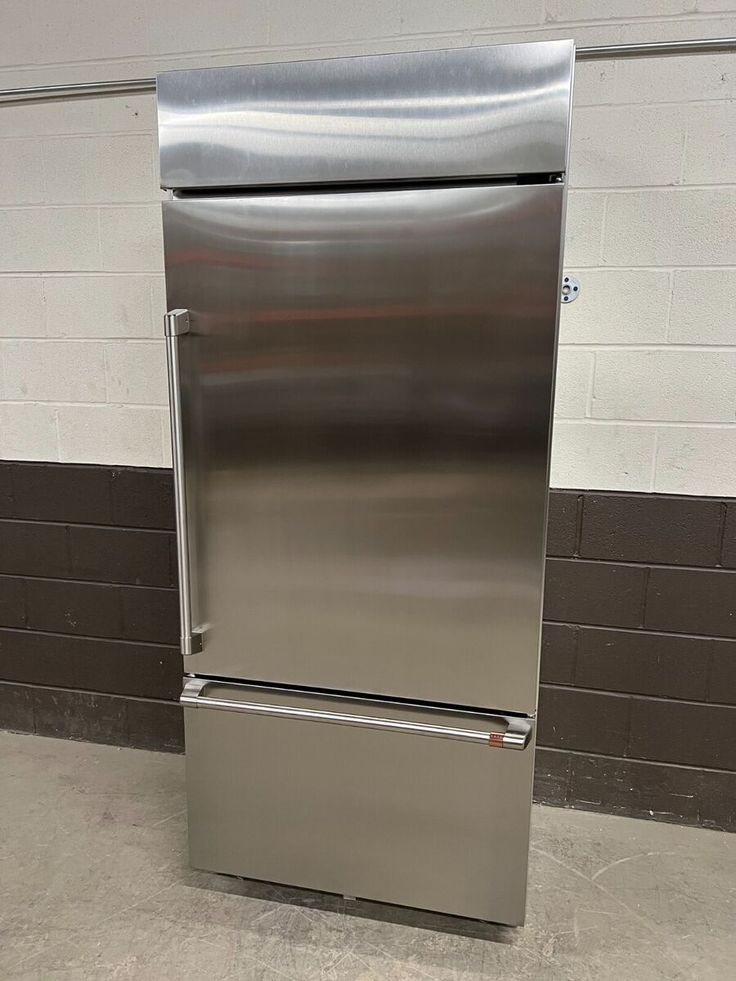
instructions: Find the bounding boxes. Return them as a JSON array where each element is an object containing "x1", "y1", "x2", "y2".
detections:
[
  {"x1": 0, "y1": 464, "x2": 734, "y2": 830},
  {"x1": 0, "y1": 462, "x2": 182, "y2": 752},
  {"x1": 537, "y1": 488, "x2": 736, "y2": 831}
]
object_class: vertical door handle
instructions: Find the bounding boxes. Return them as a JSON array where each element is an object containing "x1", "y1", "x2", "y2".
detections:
[{"x1": 165, "y1": 309, "x2": 205, "y2": 656}]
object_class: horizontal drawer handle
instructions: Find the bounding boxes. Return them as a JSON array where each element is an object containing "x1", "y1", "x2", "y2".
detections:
[{"x1": 181, "y1": 678, "x2": 532, "y2": 751}]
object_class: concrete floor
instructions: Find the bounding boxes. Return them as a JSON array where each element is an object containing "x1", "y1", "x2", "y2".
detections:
[{"x1": 0, "y1": 733, "x2": 734, "y2": 981}]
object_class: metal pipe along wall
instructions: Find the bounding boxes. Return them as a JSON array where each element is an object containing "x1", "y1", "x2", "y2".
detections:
[{"x1": 0, "y1": 37, "x2": 734, "y2": 106}]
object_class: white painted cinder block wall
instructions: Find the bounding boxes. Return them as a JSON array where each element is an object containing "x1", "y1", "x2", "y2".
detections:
[{"x1": 0, "y1": 1, "x2": 735, "y2": 494}]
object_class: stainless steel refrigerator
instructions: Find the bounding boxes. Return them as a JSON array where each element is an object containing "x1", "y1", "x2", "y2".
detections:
[{"x1": 158, "y1": 39, "x2": 574, "y2": 926}]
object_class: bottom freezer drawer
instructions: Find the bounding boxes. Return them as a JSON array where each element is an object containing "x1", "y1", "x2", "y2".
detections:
[{"x1": 182, "y1": 679, "x2": 536, "y2": 925}]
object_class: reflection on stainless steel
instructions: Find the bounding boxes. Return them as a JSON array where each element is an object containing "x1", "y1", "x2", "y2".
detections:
[
  {"x1": 164, "y1": 182, "x2": 563, "y2": 713},
  {"x1": 162, "y1": 40, "x2": 573, "y2": 927},
  {"x1": 158, "y1": 41, "x2": 574, "y2": 189}
]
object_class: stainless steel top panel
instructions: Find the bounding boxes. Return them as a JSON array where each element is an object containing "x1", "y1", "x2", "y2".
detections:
[{"x1": 157, "y1": 40, "x2": 574, "y2": 190}]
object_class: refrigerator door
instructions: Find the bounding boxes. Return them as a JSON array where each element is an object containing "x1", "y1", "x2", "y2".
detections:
[
  {"x1": 164, "y1": 182, "x2": 564, "y2": 715},
  {"x1": 182, "y1": 680, "x2": 536, "y2": 925}
]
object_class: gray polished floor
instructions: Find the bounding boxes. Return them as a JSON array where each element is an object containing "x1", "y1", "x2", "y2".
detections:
[{"x1": 0, "y1": 731, "x2": 733, "y2": 980}]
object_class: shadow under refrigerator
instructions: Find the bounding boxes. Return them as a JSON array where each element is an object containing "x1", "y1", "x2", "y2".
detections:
[{"x1": 158, "y1": 39, "x2": 574, "y2": 926}]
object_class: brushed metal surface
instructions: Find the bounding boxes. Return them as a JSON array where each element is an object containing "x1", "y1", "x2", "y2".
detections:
[
  {"x1": 163, "y1": 182, "x2": 564, "y2": 714},
  {"x1": 183, "y1": 683, "x2": 535, "y2": 924},
  {"x1": 157, "y1": 40, "x2": 574, "y2": 189}
]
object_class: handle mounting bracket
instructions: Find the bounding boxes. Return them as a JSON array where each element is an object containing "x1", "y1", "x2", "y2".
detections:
[{"x1": 164, "y1": 308, "x2": 191, "y2": 336}]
